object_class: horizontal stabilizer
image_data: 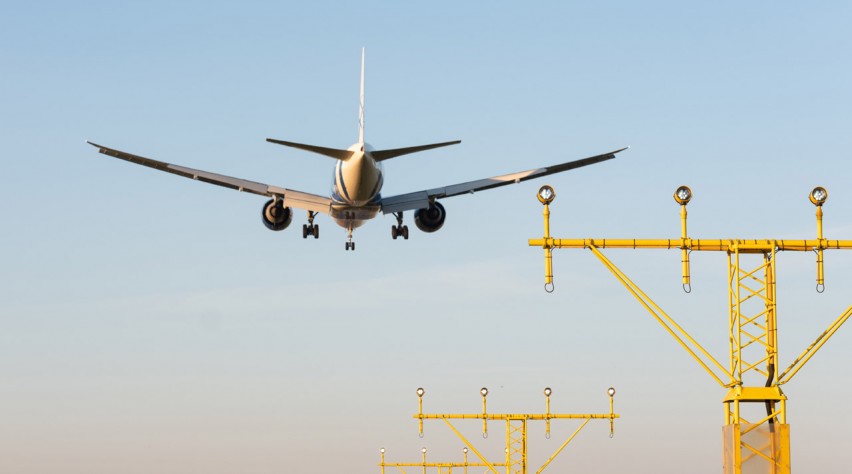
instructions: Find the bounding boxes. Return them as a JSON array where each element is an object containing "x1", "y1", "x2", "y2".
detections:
[
  {"x1": 266, "y1": 138, "x2": 354, "y2": 161},
  {"x1": 371, "y1": 140, "x2": 461, "y2": 162}
]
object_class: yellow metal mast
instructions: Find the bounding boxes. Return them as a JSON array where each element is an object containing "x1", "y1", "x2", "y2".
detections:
[
  {"x1": 380, "y1": 386, "x2": 619, "y2": 474},
  {"x1": 528, "y1": 185, "x2": 852, "y2": 474}
]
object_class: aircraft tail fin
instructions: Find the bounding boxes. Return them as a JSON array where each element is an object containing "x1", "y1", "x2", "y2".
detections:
[{"x1": 358, "y1": 47, "x2": 365, "y2": 144}]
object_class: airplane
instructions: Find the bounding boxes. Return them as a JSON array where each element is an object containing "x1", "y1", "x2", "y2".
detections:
[{"x1": 87, "y1": 49, "x2": 627, "y2": 251}]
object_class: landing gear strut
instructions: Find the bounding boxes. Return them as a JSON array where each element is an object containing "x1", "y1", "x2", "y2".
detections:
[
  {"x1": 345, "y1": 226, "x2": 356, "y2": 251},
  {"x1": 302, "y1": 211, "x2": 319, "y2": 239},
  {"x1": 391, "y1": 212, "x2": 409, "y2": 240}
]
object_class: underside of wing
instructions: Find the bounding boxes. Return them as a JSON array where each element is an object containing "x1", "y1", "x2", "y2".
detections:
[
  {"x1": 380, "y1": 147, "x2": 627, "y2": 214},
  {"x1": 86, "y1": 141, "x2": 333, "y2": 214}
]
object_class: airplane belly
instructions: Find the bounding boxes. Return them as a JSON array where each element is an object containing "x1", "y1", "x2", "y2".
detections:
[{"x1": 330, "y1": 204, "x2": 380, "y2": 229}]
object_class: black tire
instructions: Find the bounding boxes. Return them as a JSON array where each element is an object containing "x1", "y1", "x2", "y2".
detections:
[
  {"x1": 302, "y1": 225, "x2": 308, "y2": 239},
  {"x1": 391, "y1": 226, "x2": 398, "y2": 239},
  {"x1": 403, "y1": 225, "x2": 409, "y2": 240},
  {"x1": 345, "y1": 242, "x2": 350, "y2": 250},
  {"x1": 352, "y1": 242, "x2": 355, "y2": 251},
  {"x1": 313, "y1": 225, "x2": 319, "y2": 239}
]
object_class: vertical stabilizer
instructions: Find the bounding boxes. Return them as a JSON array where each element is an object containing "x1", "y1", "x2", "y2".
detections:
[{"x1": 358, "y1": 48, "x2": 365, "y2": 144}]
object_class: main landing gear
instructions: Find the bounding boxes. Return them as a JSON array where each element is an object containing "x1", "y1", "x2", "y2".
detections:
[
  {"x1": 345, "y1": 226, "x2": 355, "y2": 251},
  {"x1": 302, "y1": 211, "x2": 319, "y2": 239},
  {"x1": 391, "y1": 212, "x2": 409, "y2": 240}
]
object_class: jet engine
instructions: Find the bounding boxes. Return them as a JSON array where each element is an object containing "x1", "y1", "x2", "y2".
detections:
[
  {"x1": 414, "y1": 202, "x2": 446, "y2": 233},
  {"x1": 262, "y1": 199, "x2": 292, "y2": 231}
]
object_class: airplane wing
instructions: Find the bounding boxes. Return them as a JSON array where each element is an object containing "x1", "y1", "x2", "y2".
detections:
[
  {"x1": 86, "y1": 141, "x2": 333, "y2": 215},
  {"x1": 380, "y1": 147, "x2": 628, "y2": 214}
]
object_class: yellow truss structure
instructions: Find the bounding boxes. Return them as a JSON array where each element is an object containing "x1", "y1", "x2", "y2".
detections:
[
  {"x1": 528, "y1": 185, "x2": 852, "y2": 474},
  {"x1": 380, "y1": 387, "x2": 618, "y2": 474}
]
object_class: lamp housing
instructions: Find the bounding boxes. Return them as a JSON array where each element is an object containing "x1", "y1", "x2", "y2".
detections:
[
  {"x1": 673, "y1": 185, "x2": 692, "y2": 205},
  {"x1": 810, "y1": 187, "x2": 828, "y2": 206},
  {"x1": 537, "y1": 185, "x2": 556, "y2": 205}
]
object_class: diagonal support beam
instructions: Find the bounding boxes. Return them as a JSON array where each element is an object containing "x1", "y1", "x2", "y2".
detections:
[
  {"x1": 779, "y1": 304, "x2": 852, "y2": 384},
  {"x1": 535, "y1": 418, "x2": 590, "y2": 474},
  {"x1": 442, "y1": 419, "x2": 501, "y2": 474},
  {"x1": 588, "y1": 245, "x2": 736, "y2": 387}
]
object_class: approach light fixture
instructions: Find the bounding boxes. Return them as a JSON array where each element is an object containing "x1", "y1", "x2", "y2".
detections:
[
  {"x1": 537, "y1": 185, "x2": 556, "y2": 205},
  {"x1": 480, "y1": 387, "x2": 489, "y2": 397},
  {"x1": 422, "y1": 447, "x2": 427, "y2": 454},
  {"x1": 673, "y1": 185, "x2": 692, "y2": 205},
  {"x1": 381, "y1": 448, "x2": 385, "y2": 454},
  {"x1": 416, "y1": 387, "x2": 425, "y2": 397},
  {"x1": 463, "y1": 447, "x2": 469, "y2": 454},
  {"x1": 607, "y1": 387, "x2": 616, "y2": 397},
  {"x1": 810, "y1": 186, "x2": 828, "y2": 206},
  {"x1": 543, "y1": 387, "x2": 552, "y2": 397}
]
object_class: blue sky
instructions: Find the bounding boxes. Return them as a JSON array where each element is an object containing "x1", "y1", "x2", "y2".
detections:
[{"x1": 2, "y1": 1, "x2": 852, "y2": 473}]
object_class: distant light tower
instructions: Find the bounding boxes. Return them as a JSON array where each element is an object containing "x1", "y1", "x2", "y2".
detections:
[{"x1": 380, "y1": 386, "x2": 618, "y2": 474}]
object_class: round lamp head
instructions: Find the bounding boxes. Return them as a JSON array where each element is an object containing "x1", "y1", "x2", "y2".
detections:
[
  {"x1": 416, "y1": 387, "x2": 425, "y2": 397},
  {"x1": 673, "y1": 185, "x2": 692, "y2": 205},
  {"x1": 463, "y1": 447, "x2": 469, "y2": 454},
  {"x1": 381, "y1": 448, "x2": 385, "y2": 454},
  {"x1": 607, "y1": 387, "x2": 616, "y2": 397},
  {"x1": 809, "y1": 187, "x2": 828, "y2": 206},
  {"x1": 543, "y1": 387, "x2": 552, "y2": 397},
  {"x1": 422, "y1": 447, "x2": 427, "y2": 454},
  {"x1": 480, "y1": 387, "x2": 489, "y2": 397},
  {"x1": 537, "y1": 185, "x2": 556, "y2": 205}
]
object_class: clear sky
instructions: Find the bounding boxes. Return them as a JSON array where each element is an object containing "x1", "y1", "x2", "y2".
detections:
[{"x1": 2, "y1": 1, "x2": 852, "y2": 473}]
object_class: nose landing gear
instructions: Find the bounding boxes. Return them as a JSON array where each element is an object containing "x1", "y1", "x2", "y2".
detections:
[
  {"x1": 345, "y1": 226, "x2": 355, "y2": 251},
  {"x1": 391, "y1": 212, "x2": 409, "y2": 240},
  {"x1": 302, "y1": 211, "x2": 319, "y2": 239}
]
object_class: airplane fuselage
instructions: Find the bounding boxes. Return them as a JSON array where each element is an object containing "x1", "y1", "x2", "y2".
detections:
[{"x1": 329, "y1": 142, "x2": 384, "y2": 229}]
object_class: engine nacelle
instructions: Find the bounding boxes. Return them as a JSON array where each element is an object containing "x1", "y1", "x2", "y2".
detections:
[
  {"x1": 262, "y1": 199, "x2": 292, "y2": 231},
  {"x1": 414, "y1": 202, "x2": 446, "y2": 233}
]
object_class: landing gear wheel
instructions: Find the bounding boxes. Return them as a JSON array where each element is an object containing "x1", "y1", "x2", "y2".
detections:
[
  {"x1": 392, "y1": 212, "x2": 409, "y2": 241},
  {"x1": 304, "y1": 211, "x2": 319, "y2": 239},
  {"x1": 345, "y1": 226, "x2": 355, "y2": 251}
]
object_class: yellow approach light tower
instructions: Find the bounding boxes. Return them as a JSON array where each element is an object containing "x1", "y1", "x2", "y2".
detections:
[
  {"x1": 529, "y1": 185, "x2": 852, "y2": 474},
  {"x1": 379, "y1": 386, "x2": 619, "y2": 474}
]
